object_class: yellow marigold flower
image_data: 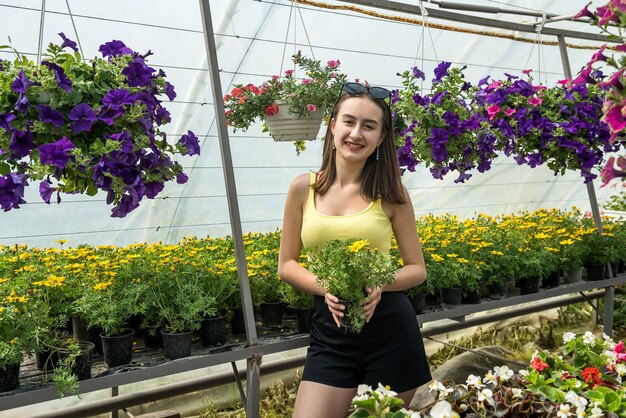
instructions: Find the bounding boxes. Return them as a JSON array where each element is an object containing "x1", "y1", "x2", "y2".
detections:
[
  {"x1": 93, "y1": 280, "x2": 113, "y2": 291},
  {"x1": 446, "y1": 253, "x2": 459, "y2": 258},
  {"x1": 348, "y1": 240, "x2": 369, "y2": 253},
  {"x1": 10, "y1": 338, "x2": 16, "y2": 345},
  {"x1": 489, "y1": 250, "x2": 504, "y2": 256},
  {"x1": 559, "y1": 239, "x2": 575, "y2": 246},
  {"x1": 458, "y1": 258, "x2": 469, "y2": 263},
  {"x1": 431, "y1": 254, "x2": 444, "y2": 262},
  {"x1": 0, "y1": 278, "x2": 9, "y2": 284},
  {"x1": 55, "y1": 239, "x2": 68, "y2": 245},
  {"x1": 534, "y1": 233, "x2": 551, "y2": 240},
  {"x1": 546, "y1": 247, "x2": 560, "y2": 253}
]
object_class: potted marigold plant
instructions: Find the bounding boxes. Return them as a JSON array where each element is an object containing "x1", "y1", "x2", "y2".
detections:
[
  {"x1": 0, "y1": 33, "x2": 200, "y2": 217},
  {"x1": 223, "y1": 51, "x2": 346, "y2": 153},
  {"x1": 307, "y1": 239, "x2": 395, "y2": 333}
]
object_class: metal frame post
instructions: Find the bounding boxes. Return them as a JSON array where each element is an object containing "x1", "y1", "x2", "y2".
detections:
[
  {"x1": 557, "y1": 34, "x2": 614, "y2": 336},
  {"x1": 198, "y1": 1, "x2": 260, "y2": 416}
]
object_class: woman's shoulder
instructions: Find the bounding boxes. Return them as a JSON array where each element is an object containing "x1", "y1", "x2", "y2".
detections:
[
  {"x1": 287, "y1": 172, "x2": 316, "y2": 200},
  {"x1": 381, "y1": 184, "x2": 412, "y2": 219}
]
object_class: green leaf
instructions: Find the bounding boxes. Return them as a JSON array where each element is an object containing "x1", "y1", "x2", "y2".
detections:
[
  {"x1": 349, "y1": 409, "x2": 371, "y2": 418},
  {"x1": 605, "y1": 391, "x2": 621, "y2": 412},
  {"x1": 0, "y1": 162, "x2": 10, "y2": 175}
]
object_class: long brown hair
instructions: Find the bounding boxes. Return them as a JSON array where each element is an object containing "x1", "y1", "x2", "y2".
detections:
[{"x1": 314, "y1": 92, "x2": 406, "y2": 204}]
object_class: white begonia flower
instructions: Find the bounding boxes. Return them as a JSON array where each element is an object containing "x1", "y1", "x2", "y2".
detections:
[
  {"x1": 428, "y1": 380, "x2": 447, "y2": 393},
  {"x1": 429, "y1": 400, "x2": 460, "y2": 418},
  {"x1": 399, "y1": 408, "x2": 421, "y2": 418},
  {"x1": 565, "y1": 391, "x2": 588, "y2": 410},
  {"x1": 356, "y1": 384, "x2": 371, "y2": 396},
  {"x1": 494, "y1": 365, "x2": 514, "y2": 381},
  {"x1": 557, "y1": 403, "x2": 571, "y2": 418},
  {"x1": 589, "y1": 404, "x2": 604, "y2": 418},
  {"x1": 484, "y1": 370, "x2": 498, "y2": 385},
  {"x1": 512, "y1": 388, "x2": 523, "y2": 398},
  {"x1": 583, "y1": 331, "x2": 596, "y2": 347},
  {"x1": 563, "y1": 332, "x2": 576, "y2": 343},
  {"x1": 603, "y1": 333, "x2": 616, "y2": 349},
  {"x1": 459, "y1": 404, "x2": 468, "y2": 411},
  {"x1": 519, "y1": 369, "x2": 529, "y2": 377},
  {"x1": 605, "y1": 350, "x2": 618, "y2": 362},
  {"x1": 477, "y1": 388, "x2": 495, "y2": 406},
  {"x1": 375, "y1": 383, "x2": 397, "y2": 398},
  {"x1": 574, "y1": 380, "x2": 582, "y2": 388},
  {"x1": 465, "y1": 374, "x2": 484, "y2": 388},
  {"x1": 616, "y1": 363, "x2": 626, "y2": 376}
]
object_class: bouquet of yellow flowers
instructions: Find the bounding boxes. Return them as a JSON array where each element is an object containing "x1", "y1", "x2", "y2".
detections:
[{"x1": 307, "y1": 239, "x2": 395, "y2": 333}]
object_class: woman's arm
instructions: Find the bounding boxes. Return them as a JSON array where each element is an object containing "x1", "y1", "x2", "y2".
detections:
[
  {"x1": 277, "y1": 174, "x2": 327, "y2": 297},
  {"x1": 383, "y1": 186, "x2": 427, "y2": 292}
]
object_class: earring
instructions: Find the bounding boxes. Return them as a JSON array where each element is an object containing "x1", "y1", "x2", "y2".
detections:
[
  {"x1": 332, "y1": 142, "x2": 336, "y2": 150},
  {"x1": 376, "y1": 145, "x2": 380, "y2": 161}
]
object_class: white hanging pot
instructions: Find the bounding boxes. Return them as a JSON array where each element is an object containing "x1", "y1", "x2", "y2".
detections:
[{"x1": 265, "y1": 100, "x2": 324, "y2": 142}]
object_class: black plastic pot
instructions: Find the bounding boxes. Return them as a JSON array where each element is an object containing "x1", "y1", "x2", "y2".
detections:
[
  {"x1": 100, "y1": 328, "x2": 135, "y2": 369},
  {"x1": 162, "y1": 330, "x2": 193, "y2": 360},
  {"x1": 409, "y1": 294, "x2": 427, "y2": 314},
  {"x1": 585, "y1": 264, "x2": 606, "y2": 281},
  {"x1": 0, "y1": 363, "x2": 20, "y2": 393},
  {"x1": 518, "y1": 276, "x2": 540, "y2": 295},
  {"x1": 441, "y1": 287, "x2": 462, "y2": 307},
  {"x1": 57, "y1": 341, "x2": 95, "y2": 381},
  {"x1": 487, "y1": 281, "x2": 508, "y2": 299},
  {"x1": 461, "y1": 289, "x2": 481, "y2": 304},
  {"x1": 200, "y1": 316, "x2": 227, "y2": 347},
  {"x1": 260, "y1": 302, "x2": 284, "y2": 326}
]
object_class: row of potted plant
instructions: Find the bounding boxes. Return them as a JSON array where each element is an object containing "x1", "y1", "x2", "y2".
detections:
[{"x1": 0, "y1": 209, "x2": 624, "y2": 393}]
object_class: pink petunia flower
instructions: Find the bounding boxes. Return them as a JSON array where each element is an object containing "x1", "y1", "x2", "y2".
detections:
[
  {"x1": 528, "y1": 97, "x2": 543, "y2": 107},
  {"x1": 302, "y1": 78, "x2": 312, "y2": 85},
  {"x1": 487, "y1": 81, "x2": 502, "y2": 90},
  {"x1": 610, "y1": 0, "x2": 626, "y2": 13},
  {"x1": 588, "y1": 45, "x2": 608, "y2": 65},
  {"x1": 522, "y1": 69, "x2": 533, "y2": 75},
  {"x1": 326, "y1": 59, "x2": 340, "y2": 69},
  {"x1": 557, "y1": 79, "x2": 570, "y2": 85},
  {"x1": 307, "y1": 104, "x2": 317, "y2": 112},
  {"x1": 600, "y1": 156, "x2": 626, "y2": 187},
  {"x1": 284, "y1": 69, "x2": 294, "y2": 76},
  {"x1": 504, "y1": 108, "x2": 517, "y2": 117},
  {"x1": 487, "y1": 105, "x2": 500, "y2": 120}
]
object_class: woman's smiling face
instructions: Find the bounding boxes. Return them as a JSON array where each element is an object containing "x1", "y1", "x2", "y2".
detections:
[{"x1": 330, "y1": 96, "x2": 384, "y2": 163}]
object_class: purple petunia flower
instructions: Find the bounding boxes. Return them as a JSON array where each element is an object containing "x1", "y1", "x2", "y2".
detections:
[
  {"x1": 10, "y1": 130, "x2": 35, "y2": 159},
  {"x1": 177, "y1": 131, "x2": 201, "y2": 156},
  {"x1": 98, "y1": 105, "x2": 125, "y2": 126},
  {"x1": 14, "y1": 93, "x2": 29, "y2": 114},
  {"x1": 58, "y1": 32, "x2": 78, "y2": 52},
  {"x1": 99, "y1": 40, "x2": 134, "y2": 59},
  {"x1": 412, "y1": 67, "x2": 426, "y2": 80},
  {"x1": 163, "y1": 82, "x2": 176, "y2": 101},
  {"x1": 154, "y1": 106, "x2": 171, "y2": 125},
  {"x1": 122, "y1": 59, "x2": 155, "y2": 87},
  {"x1": 39, "y1": 180, "x2": 55, "y2": 204},
  {"x1": 176, "y1": 172, "x2": 189, "y2": 184},
  {"x1": 397, "y1": 136, "x2": 418, "y2": 172},
  {"x1": 0, "y1": 59, "x2": 4, "y2": 71},
  {"x1": 37, "y1": 105, "x2": 65, "y2": 127},
  {"x1": 144, "y1": 181, "x2": 165, "y2": 199},
  {"x1": 0, "y1": 172, "x2": 28, "y2": 211},
  {"x1": 0, "y1": 113, "x2": 16, "y2": 132},
  {"x1": 433, "y1": 61, "x2": 451, "y2": 83},
  {"x1": 108, "y1": 131, "x2": 134, "y2": 153},
  {"x1": 38, "y1": 136, "x2": 75, "y2": 169},
  {"x1": 11, "y1": 69, "x2": 37, "y2": 94},
  {"x1": 41, "y1": 61, "x2": 72, "y2": 93},
  {"x1": 68, "y1": 103, "x2": 98, "y2": 133},
  {"x1": 102, "y1": 89, "x2": 135, "y2": 108}
]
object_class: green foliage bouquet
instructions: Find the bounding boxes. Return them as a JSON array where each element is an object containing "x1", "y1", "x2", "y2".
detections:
[
  {"x1": 0, "y1": 34, "x2": 199, "y2": 217},
  {"x1": 307, "y1": 239, "x2": 395, "y2": 333}
]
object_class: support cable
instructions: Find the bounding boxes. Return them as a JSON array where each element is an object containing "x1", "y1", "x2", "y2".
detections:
[
  {"x1": 36, "y1": 0, "x2": 46, "y2": 64},
  {"x1": 65, "y1": 0, "x2": 85, "y2": 60}
]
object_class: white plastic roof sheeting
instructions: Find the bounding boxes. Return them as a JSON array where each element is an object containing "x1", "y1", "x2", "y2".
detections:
[{"x1": 0, "y1": 0, "x2": 619, "y2": 248}]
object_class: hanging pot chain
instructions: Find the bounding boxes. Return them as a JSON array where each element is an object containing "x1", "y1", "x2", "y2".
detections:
[
  {"x1": 36, "y1": 0, "x2": 47, "y2": 65},
  {"x1": 66, "y1": 0, "x2": 85, "y2": 60}
]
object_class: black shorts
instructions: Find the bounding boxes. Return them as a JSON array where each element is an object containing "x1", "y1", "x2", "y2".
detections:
[{"x1": 301, "y1": 292, "x2": 431, "y2": 392}]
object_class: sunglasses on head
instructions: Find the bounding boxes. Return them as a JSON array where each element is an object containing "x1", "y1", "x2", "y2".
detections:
[{"x1": 342, "y1": 82, "x2": 391, "y2": 100}]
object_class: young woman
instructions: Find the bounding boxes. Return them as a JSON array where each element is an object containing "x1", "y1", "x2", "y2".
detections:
[{"x1": 278, "y1": 82, "x2": 431, "y2": 418}]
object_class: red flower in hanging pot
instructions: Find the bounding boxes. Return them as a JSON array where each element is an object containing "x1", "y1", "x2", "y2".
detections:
[{"x1": 264, "y1": 103, "x2": 279, "y2": 116}]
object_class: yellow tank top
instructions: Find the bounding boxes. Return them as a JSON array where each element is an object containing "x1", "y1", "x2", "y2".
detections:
[{"x1": 301, "y1": 172, "x2": 393, "y2": 253}]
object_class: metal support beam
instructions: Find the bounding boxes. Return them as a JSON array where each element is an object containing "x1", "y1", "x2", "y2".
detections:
[
  {"x1": 198, "y1": 1, "x2": 259, "y2": 416},
  {"x1": 337, "y1": 0, "x2": 622, "y2": 43},
  {"x1": 556, "y1": 34, "x2": 615, "y2": 336}
]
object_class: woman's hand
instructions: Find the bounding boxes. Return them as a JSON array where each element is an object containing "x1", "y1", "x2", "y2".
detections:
[
  {"x1": 363, "y1": 286, "x2": 383, "y2": 322},
  {"x1": 324, "y1": 292, "x2": 345, "y2": 328}
]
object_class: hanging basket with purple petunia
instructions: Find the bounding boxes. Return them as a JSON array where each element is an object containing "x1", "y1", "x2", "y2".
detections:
[{"x1": 0, "y1": 33, "x2": 200, "y2": 217}]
